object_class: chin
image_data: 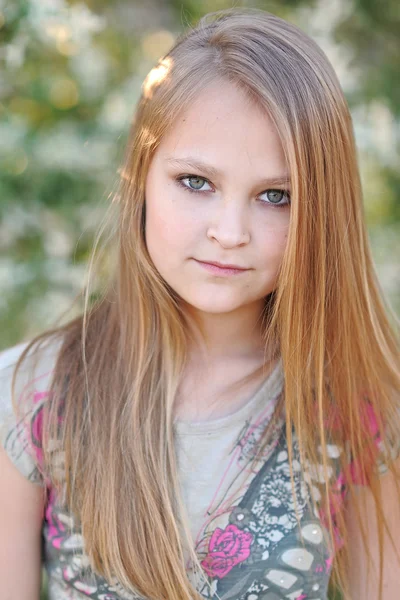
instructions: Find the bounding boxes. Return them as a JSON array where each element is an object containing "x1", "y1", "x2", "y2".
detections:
[{"x1": 179, "y1": 294, "x2": 250, "y2": 315}]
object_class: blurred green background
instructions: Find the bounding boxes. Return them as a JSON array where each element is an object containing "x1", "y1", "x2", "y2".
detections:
[
  {"x1": 0, "y1": 1, "x2": 398, "y2": 598},
  {"x1": 0, "y1": 0, "x2": 399, "y2": 353}
]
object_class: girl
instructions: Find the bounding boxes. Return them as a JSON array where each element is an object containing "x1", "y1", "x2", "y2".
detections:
[{"x1": 0, "y1": 8, "x2": 399, "y2": 600}]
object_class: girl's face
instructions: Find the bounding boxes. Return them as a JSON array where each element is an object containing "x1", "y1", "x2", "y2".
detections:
[{"x1": 145, "y1": 80, "x2": 290, "y2": 317}]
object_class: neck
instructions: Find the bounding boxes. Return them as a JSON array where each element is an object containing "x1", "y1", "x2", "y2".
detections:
[{"x1": 182, "y1": 299, "x2": 268, "y2": 364}]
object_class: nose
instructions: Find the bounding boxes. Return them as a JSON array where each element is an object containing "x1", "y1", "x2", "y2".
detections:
[{"x1": 206, "y1": 200, "x2": 250, "y2": 249}]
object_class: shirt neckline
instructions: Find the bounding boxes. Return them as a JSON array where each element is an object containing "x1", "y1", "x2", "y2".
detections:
[{"x1": 174, "y1": 357, "x2": 284, "y2": 436}]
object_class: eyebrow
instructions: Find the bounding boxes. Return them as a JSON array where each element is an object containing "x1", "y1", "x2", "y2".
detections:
[{"x1": 165, "y1": 156, "x2": 291, "y2": 188}]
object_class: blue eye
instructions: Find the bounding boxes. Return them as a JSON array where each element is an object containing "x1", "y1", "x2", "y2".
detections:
[
  {"x1": 259, "y1": 189, "x2": 291, "y2": 207},
  {"x1": 177, "y1": 175, "x2": 213, "y2": 193}
]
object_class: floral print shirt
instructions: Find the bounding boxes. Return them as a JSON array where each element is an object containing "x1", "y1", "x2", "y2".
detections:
[{"x1": 0, "y1": 341, "x2": 390, "y2": 600}]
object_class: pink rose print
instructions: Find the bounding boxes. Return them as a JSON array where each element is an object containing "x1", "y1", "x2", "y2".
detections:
[{"x1": 201, "y1": 524, "x2": 253, "y2": 579}]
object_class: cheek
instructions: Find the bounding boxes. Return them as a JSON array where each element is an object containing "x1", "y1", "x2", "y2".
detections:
[
  {"x1": 145, "y1": 180, "x2": 173, "y2": 242},
  {"x1": 276, "y1": 228, "x2": 289, "y2": 254},
  {"x1": 258, "y1": 222, "x2": 289, "y2": 265},
  {"x1": 147, "y1": 209, "x2": 176, "y2": 244},
  {"x1": 146, "y1": 210, "x2": 174, "y2": 266},
  {"x1": 257, "y1": 230, "x2": 288, "y2": 295},
  {"x1": 145, "y1": 195, "x2": 199, "y2": 265}
]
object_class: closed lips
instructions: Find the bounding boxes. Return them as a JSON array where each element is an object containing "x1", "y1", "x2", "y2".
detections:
[{"x1": 196, "y1": 260, "x2": 249, "y2": 270}]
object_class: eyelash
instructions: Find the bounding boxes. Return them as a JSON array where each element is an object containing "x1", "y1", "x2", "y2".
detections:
[{"x1": 175, "y1": 175, "x2": 291, "y2": 208}]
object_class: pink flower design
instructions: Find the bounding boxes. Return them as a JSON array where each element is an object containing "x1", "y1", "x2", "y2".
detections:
[
  {"x1": 201, "y1": 524, "x2": 253, "y2": 579},
  {"x1": 315, "y1": 564, "x2": 323, "y2": 573}
]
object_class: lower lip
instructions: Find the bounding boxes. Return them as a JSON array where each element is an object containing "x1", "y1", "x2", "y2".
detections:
[{"x1": 194, "y1": 260, "x2": 249, "y2": 276}]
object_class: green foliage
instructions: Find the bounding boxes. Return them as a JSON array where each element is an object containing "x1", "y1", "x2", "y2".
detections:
[{"x1": 335, "y1": 0, "x2": 400, "y2": 115}]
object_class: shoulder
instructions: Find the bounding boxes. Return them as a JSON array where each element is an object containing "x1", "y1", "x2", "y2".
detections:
[
  {"x1": 0, "y1": 336, "x2": 62, "y2": 413},
  {"x1": 0, "y1": 336, "x2": 59, "y2": 376},
  {"x1": 0, "y1": 336, "x2": 63, "y2": 485}
]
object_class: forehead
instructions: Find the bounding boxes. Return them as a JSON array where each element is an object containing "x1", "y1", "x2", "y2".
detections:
[{"x1": 155, "y1": 80, "x2": 287, "y2": 175}]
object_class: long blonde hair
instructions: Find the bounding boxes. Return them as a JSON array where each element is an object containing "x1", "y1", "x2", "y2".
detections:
[{"x1": 13, "y1": 8, "x2": 400, "y2": 599}]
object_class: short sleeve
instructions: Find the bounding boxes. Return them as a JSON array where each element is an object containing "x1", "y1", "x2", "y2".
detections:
[
  {"x1": 313, "y1": 398, "x2": 400, "y2": 553},
  {"x1": 0, "y1": 340, "x2": 59, "y2": 486},
  {"x1": 346, "y1": 401, "x2": 400, "y2": 485}
]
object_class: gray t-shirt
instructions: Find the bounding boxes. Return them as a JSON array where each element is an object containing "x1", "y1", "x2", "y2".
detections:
[{"x1": 1, "y1": 342, "x2": 346, "y2": 600}]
